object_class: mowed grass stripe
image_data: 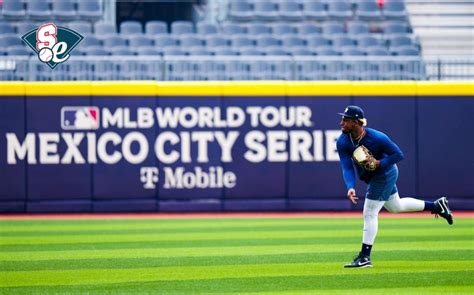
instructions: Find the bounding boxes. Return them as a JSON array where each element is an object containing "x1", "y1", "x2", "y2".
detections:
[
  {"x1": 3, "y1": 272, "x2": 472, "y2": 294},
  {"x1": 1, "y1": 240, "x2": 471, "y2": 262},
  {"x1": 1, "y1": 261, "x2": 473, "y2": 288},
  {"x1": 2, "y1": 271, "x2": 472, "y2": 294},
  {"x1": 1, "y1": 227, "x2": 469, "y2": 246},
  {"x1": 2, "y1": 250, "x2": 472, "y2": 272},
  {"x1": 1, "y1": 234, "x2": 471, "y2": 253},
  {"x1": 1, "y1": 217, "x2": 469, "y2": 232}
]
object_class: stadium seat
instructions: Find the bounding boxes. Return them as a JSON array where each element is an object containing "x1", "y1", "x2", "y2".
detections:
[
  {"x1": 110, "y1": 47, "x2": 136, "y2": 56},
  {"x1": 246, "y1": 23, "x2": 271, "y2": 36},
  {"x1": 120, "y1": 21, "x2": 143, "y2": 35},
  {"x1": 239, "y1": 47, "x2": 264, "y2": 56},
  {"x1": 357, "y1": 35, "x2": 381, "y2": 47},
  {"x1": 355, "y1": 1, "x2": 384, "y2": 21},
  {"x1": 340, "y1": 48, "x2": 366, "y2": 56},
  {"x1": 289, "y1": 47, "x2": 314, "y2": 56},
  {"x1": 1, "y1": 36, "x2": 24, "y2": 47},
  {"x1": 205, "y1": 36, "x2": 229, "y2": 48},
  {"x1": 171, "y1": 21, "x2": 194, "y2": 35},
  {"x1": 145, "y1": 21, "x2": 167, "y2": 35},
  {"x1": 186, "y1": 47, "x2": 213, "y2": 56},
  {"x1": 15, "y1": 21, "x2": 37, "y2": 34},
  {"x1": 383, "y1": 21, "x2": 410, "y2": 35},
  {"x1": 0, "y1": 22, "x2": 16, "y2": 36},
  {"x1": 77, "y1": 0, "x2": 103, "y2": 22},
  {"x1": 26, "y1": 0, "x2": 51, "y2": 21},
  {"x1": 315, "y1": 48, "x2": 340, "y2": 56},
  {"x1": 306, "y1": 36, "x2": 332, "y2": 48},
  {"x1": 228, "y1": 1, "x2": 254, "y2": 22},
  {"x1": 332, "y1": 36, "x2": 357, "y2": 48},
  {"x1": 327, "y1": 1, "x2": 353, "y2": 20},
  {"x1": 80, "y1": 35, "x2": 102, "y2": 47},
  {"x1": 162, "y1": 47, "x2": 187, "y2": 56},
  {"x1": 254, "y1": 1, "x2": 279, "y2": 21},
  {"x1": 392, "y1": 46, "x2": 420, "y2": 56},
  {"x1": 136, "y1": 47, "x2": 162, "y2": 56},
  {"x1": 365, "y1": 47, "x2": 390, "y2": 56},
  {"x1": 303, "y1": 2, "x2": 328, "y2": 21},
  {"x1": 383, "y1": 1, "x2": 407, "y2": 20},
  {"x1": 2, "y1": 0, "x2": 27, "y2": 20},
  {"x1": 7, "y1": 45, "x2": 33, "y2": 56},
  {"x1": 68, "y1": 21, "x2": 93, "y2": 35},
  {"x1": 230, "y1": 36, "x2": 255, "y2": 47},
  {"x1": 264, "y1": 47, "x2": 288, "y2": 56},
  {"x1": 347, "y1": 22, "x2": 370, "y2": 36},
  {"x1": 387, "y1": 35, "x2": 414, "y2": 48},
  {"x1": 52, "y1": 0, "x2": 77, "y2": 21},
  {"x1": 196, "y1": 22, "x2": 219, "y2": 35},
  {"x1": 221, "y1": 23, "x2": 246, "y2": 35},
  {"x1": 279, "y1": 2, "x2": 304, "y2": 21},
  {"x1": 213, "y1": 48, "x2": 239, "y2": 56},
  {"x1": 271, "y1": 23, "x2": 296, "y2": 36},
  {"x1": 94, "y1": 22, "x2": 117, "y2": 36},
  {"x1": 322, "y1": 22, "x2": 346, "y2": 36},
  {"x1": 128, "y1": 36, "x2": 154, "y2": 48},
  {"x1": 102, "y1": 36, "x2": 127, "y2": 48},
  {"x1": 281, "y1": 36, "x2": 306, "y2": 48},
  {"x1": 256, "y1": 36, "x2": 281, "y2": 48},
  {"x1": 85, "y1": 47, "x2": 110, "y2": 56},
  {"x1": 296, "y1": 23, "x2": 321, "y2": 35},
  {"x1": 153, "y1": 35, "x2": 178, "y2": 47},
  {"x1": 178, "y1": 36, "x2": 204, "y2": 48}
]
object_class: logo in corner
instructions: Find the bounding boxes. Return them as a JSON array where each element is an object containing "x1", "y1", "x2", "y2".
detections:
[
  {"x1": 22, "y1": 23, "x2": 83, "y2": 69},
  {"x1": 61, "y1": 107, "x2": 99, "y2": 130}
]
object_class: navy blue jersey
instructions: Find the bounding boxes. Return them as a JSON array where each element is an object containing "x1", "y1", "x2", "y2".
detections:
[{"x1": 336, "y1": 128, "x2": 404, "y2": 190}]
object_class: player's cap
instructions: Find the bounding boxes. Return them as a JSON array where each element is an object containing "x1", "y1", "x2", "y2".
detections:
[{"x1": 338, "y1": 105, "x2": 367, "y2": 126}]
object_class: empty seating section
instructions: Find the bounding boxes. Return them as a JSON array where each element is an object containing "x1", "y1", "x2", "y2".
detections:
[{"x1": 0, "y1": 0, "x2": 424, "y2": 80}]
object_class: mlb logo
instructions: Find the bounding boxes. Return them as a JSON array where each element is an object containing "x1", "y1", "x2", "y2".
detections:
[{"x1": 61, "y1": 107, "x2": 99, "y2": 130}]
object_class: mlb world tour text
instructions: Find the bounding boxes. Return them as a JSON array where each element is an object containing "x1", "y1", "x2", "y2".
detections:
[{"x1": 6, "y1": 106, "x2": 341, "y2": 189}]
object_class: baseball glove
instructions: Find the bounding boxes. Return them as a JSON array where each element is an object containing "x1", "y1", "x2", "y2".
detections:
[{"x1": 352, "y1": 145, "x2": 377, "y2": 171}]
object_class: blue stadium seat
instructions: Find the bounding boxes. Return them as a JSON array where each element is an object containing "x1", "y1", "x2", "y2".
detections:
[
  {"x1": 145, "y1": 21, "x2": 167, "y2": 35},
  {"x1": 7, "y1": 45, "x2": 33, "y2": 56},
  {"x1": 383, "y1": 1, "x2": 407, "y2": 20},
  {"x1": 15, "y1": 21, "x2": 37, "y2": 34},
  {"x1": 247, "y1": 23, "x2": 271, "y2": 36},
  {"x1": 77, "y1": 0, "x2": 102, "y2": 22},
  {"x1": 153, "y1": 35, "x2": 178, "y2": 47},
  {"x1": 355, "y1": 1, "x2": 383, "y2": 21},
  {"x1": 332, "y1": 36, "x2": 357, "y2": 48},
  {"x1": 178, "y1": 36, "x2": 204, "y2": 48},
  {"x1": 94, "y1": 22, "x2": 117, "y2": 36},
  {"x1": 239, "y1": 47, "x2": 264, "y2": 56},
  {"x1": 383, "y1": 21, "x2": 410, "y2": 35},
  {"x1": 136, "y1": 47, "x2": 162, "y2": 56},
  {"x1": 281, "y1": 36, "x2": 306, "y2": 48},
  {"x1": 392, "y1": 46, "x2": 420, "y2": 56},
  {"x1": 279, "y1": 2, "x2": 304, "y2": 21},
  {"x1": 271, "y1": 23, "x2": 296, "y2": 36},
  {"x1": 340, "y1": 48, "x2": 365, "y2": 56},
  {"x1": 171, "y1": 21, "x2": 194, "y2": 35},
  {"x1": 213, "y1": 48, "x2": 239, "y2": 56},
  {"x1": 264, "y1": 47, "x2": 288, "y2": 56},
  {"x1": 1, "y1": 36, "x2": 24, "y2": 47},
  {"x1": 2, "y1": 0, "x2": 27, "y2": 20},
  {"x1": 26, "y1": 0, "x2": 51, "y2": 21},
  {"x1": 221, "y1": 23, "x2": 246, "y2": 35},
  {"x1": 357, "y1": 35, "x2": 381, "y2": 47},
  {"x1": 254, "y1": 1, "x2": 279, "y2": 21},
  {"x1": 296, "y1": 23, "x2": 321, "y2": 35},
  {"x1": 347, "y1": 22, "x2": 370, "y2": 36},
  {"x1": 327, "y1": 1, "x2": 353, "y2": 20},
  {"x1": 80, "y1": 35, "x2": 102, "y2": 47},
  {"x1": 120, "y1": 21, "x2": 142, "y2": 35},
  {"x1": 52, "y1": 0, "x2": 77, "y2": 21},
  {"x1": 228, "y1": 1, "x2": 254, "y2": 22},
  {"x1": 85, "y1": 47, "x2": 110, "y2": 56},
  {"x1": 230, "y1": 36, "x2": 255, "y2": 47},
  {"x1": 110, "y1": 47, "x2": 136, "y2": 56},
  {"x1": 186, "y1": 47, "x2": 213, "y2": 56},
  {"x1": 306, "y1": 36, "x2": 332, "y2": 48},
  {"x1": 128, "y1": 36, "x2": 154, "y2": 48},
  {"x1": 315, "y1": 48, "x2": 340, "y2": 56},
  {"x1": 205, "y1": 36, "x2": 229, "y2": 48},
  {"x1": 289, "y1": 47, "x2": 314, "y2": 56},
  {"x1": 256, "y1": 36, "x2": 281, "y2": 48},
  {"x1": 0, "y1": 22, "x2": 16, "y2": 36},
  {"x1": 322, "y1": 22, "x2": 346, "y2": 36},
  {"x1": 196, "y1": 22, "x2": 218, "y2": 35},
  {"x1": 365, "y1": 47, "x2": 390, "y2": 56},
  {"x1": 68, "y1": 21, "x2": 93, "y2": 35},
  {"x1": 303, "y1": 1, "x2": 328, "y2": 21},
  {"x1": 162, "y1": 47, "x2": 187, "y2": 56},
  {"x1": 102, "y1": 36, "x2": 127, "y2": 48},
  {"x1": 387, "y1": 35, "x2": 414, "y2": 48}
]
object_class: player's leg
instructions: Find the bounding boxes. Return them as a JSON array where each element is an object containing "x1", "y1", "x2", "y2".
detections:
[{"x1": 384, "y1": 191, "x2": 453, "y2": 225}]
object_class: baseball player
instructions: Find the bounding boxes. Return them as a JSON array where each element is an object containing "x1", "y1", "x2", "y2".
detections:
[{"x1": 336, "y1": 105, "x2": 453, "y2": 268}]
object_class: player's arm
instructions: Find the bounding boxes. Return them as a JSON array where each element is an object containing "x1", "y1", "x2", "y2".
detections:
[
  {"x1": 379, "y1": 133, "x2": 404, "y2": 168},
  {"x1": 337, "y1": 139, "x2": 358, "y2": 204}
]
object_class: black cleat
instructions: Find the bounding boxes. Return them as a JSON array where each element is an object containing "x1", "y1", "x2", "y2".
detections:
[
  {"x1": 433, "y1": 197, "x2": 454, "y2": 225},
  {"x1": 344, "y1": 253, "x2": 373, "y2": 268}
]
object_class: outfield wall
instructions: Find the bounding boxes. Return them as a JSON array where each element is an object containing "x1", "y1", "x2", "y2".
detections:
[{"x1": 0, "y1": 81, "x2": 473, "y2": 213}]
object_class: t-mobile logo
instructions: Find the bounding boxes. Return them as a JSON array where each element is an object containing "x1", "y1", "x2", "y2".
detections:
[{"x1": 140, "y1": 167, "x2": 159, "y2": 189}]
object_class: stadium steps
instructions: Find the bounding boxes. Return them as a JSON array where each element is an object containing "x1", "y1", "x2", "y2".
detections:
[{"x1": 406, "y1": 0, "x2": 473, "y2": 56}]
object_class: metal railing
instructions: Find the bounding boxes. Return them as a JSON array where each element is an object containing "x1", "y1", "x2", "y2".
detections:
[{"x1": 0, "y1": 56, "x2": 472, "y2": 81}]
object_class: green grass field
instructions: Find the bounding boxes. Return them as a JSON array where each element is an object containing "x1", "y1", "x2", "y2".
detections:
[{"x1": 0, "y1": 215, "x2": 473, "y2": 294}]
